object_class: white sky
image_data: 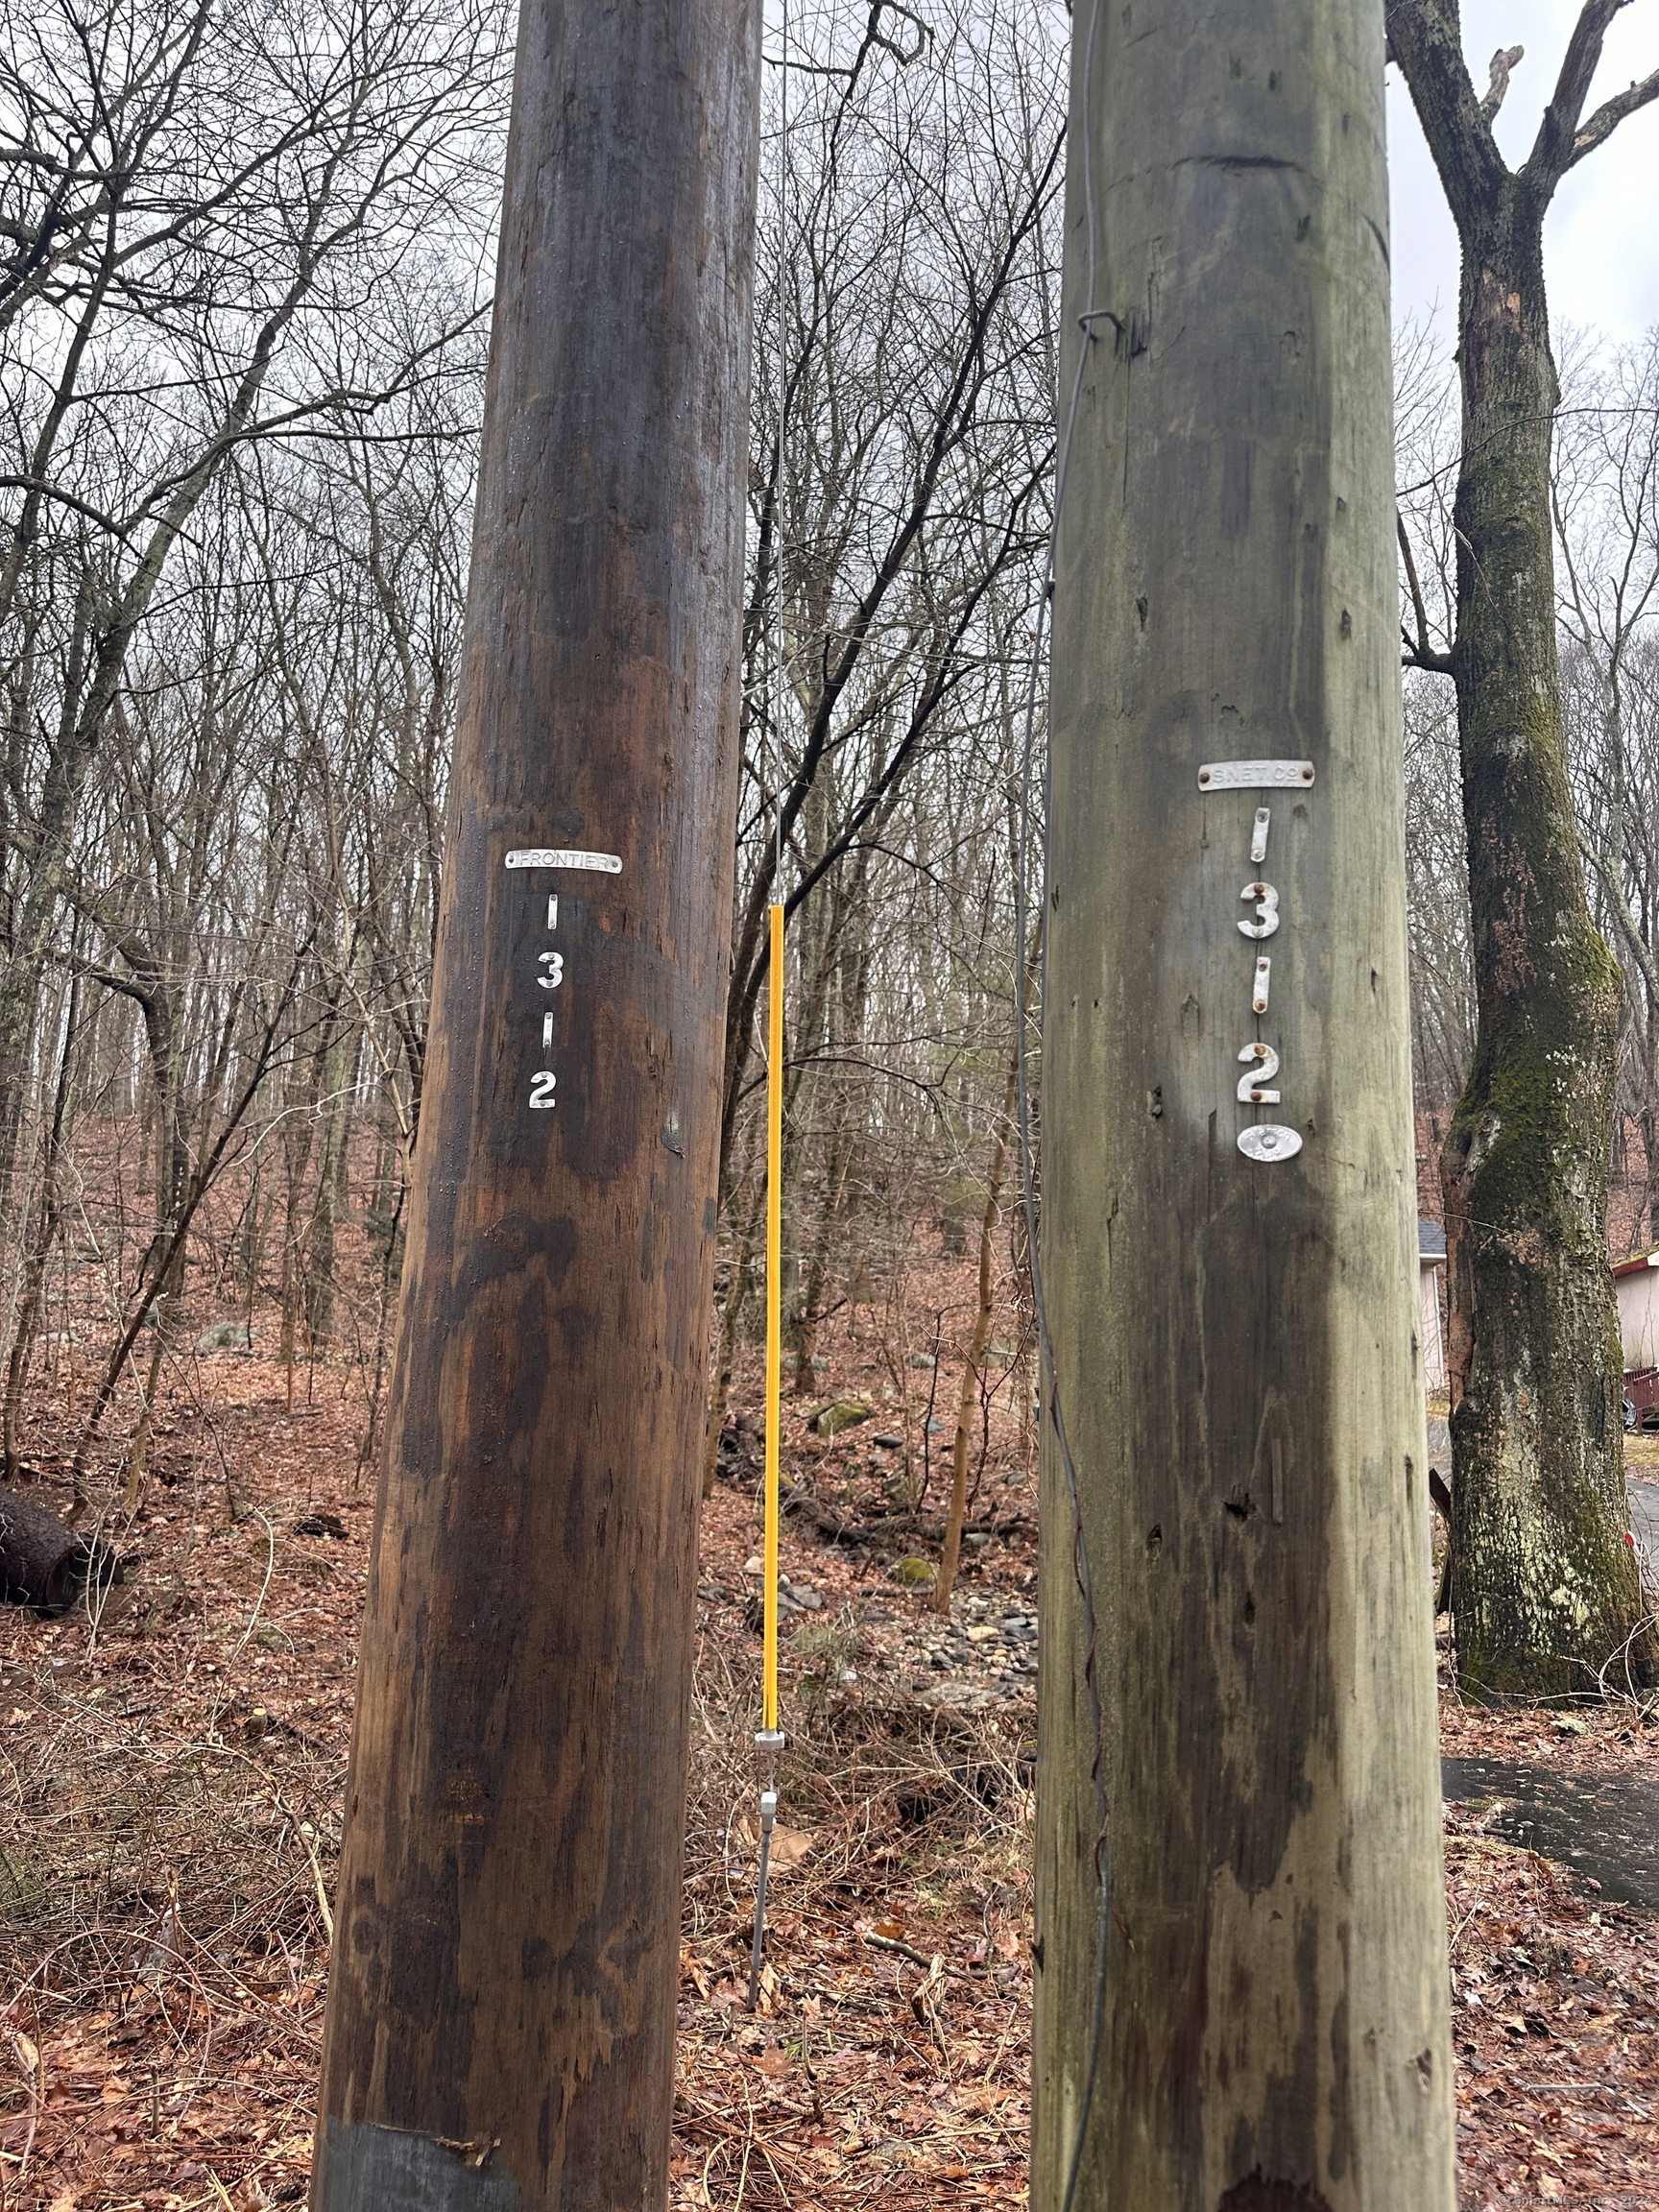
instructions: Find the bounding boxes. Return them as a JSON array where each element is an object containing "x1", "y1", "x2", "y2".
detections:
[{"x1": 1387, "y1": 0, "x2": 1659, "y2": 343}]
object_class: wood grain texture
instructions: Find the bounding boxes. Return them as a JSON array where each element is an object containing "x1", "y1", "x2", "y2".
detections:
[
  {"x1": 310, "y1": 5, "x2": 760, "y2": 2206},
  {"x1": 1032, "y1": 5, "x2": 1455, "y2": 2206}
]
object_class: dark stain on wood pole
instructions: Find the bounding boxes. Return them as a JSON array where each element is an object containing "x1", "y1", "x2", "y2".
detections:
[
  {"x1": 1033, "y1": 4, "x2": 1455, "y2": 2209},
  {"x1": 310, "y1": 6, "x2": 760, "y2": 2208}
]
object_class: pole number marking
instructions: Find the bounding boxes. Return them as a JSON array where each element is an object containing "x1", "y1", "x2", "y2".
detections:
[
  {"x1": 1198, "y1": 774, "x2": 1305, "y2": 1164},
  {"x1": 1237, "y1": 1042, "x2": 1281, "y2": 1104},
  {"x1": 510, "y1": 843, "x2": 619, "y2": 1113},
  {"x1": 1238, "y1": 882, "x2": 1280, "y2": 939}
]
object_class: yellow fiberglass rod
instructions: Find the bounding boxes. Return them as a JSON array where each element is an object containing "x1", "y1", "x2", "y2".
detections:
[{"x1": 749, "y1": 900, "x2": 786, "y2": 2011}]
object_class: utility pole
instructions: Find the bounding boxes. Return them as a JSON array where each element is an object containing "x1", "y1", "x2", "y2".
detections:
[
  {"x1": 1032, "y1": 5, "x2": 1455, "y2": 2208},
  {"x1": 310, "y1": 6, "x2": 759, "y2": 2208}
]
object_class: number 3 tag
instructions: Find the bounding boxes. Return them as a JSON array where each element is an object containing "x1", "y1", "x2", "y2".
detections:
[{"x1": 1238, "y1": 882, "x2": 1280, "y2": 939}]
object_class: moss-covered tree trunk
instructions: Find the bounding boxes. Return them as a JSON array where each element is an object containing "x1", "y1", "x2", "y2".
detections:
[
  {"x1": 1440, "y1": 198, "x2": 1645, "y2": 1694},
  {"x1": 1387, "y1": 2, "x2": 1659, "y2": 1697}
]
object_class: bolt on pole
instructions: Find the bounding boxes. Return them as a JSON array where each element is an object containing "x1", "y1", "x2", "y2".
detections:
[
  {"x1": 309, "y1": 5, "x2": 760, "y2": 2207},
  {"x1": 1032, "y1": 3, "x2": 1456, "y2": 2206}
]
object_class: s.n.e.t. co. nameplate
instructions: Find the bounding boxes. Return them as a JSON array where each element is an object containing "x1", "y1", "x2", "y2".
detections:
[{"x1": 1196, "y1": 759, "x2": 1314, "y2": 792}]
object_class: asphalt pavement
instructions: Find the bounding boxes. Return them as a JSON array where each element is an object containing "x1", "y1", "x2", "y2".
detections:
[{"x1": 1628, "y1": 1473, "x2": 1659, "y2": 1564}]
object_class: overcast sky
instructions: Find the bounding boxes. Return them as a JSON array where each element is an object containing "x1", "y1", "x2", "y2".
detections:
[{"x1": 1387, "y1": 1, "x2": 1659, "y2": 344}]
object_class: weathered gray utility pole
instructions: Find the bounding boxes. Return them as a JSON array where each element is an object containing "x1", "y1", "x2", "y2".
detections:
[
  {"x1": 1032, "y1": 4, "x2": 1456, "y2": 2207},
  {"x1": 309, "y1": 5, "x2": 759, "y2": 2207}
]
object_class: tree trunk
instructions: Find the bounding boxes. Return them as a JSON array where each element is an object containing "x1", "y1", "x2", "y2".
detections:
[
  {"x1": 932, "y1": 1070, "x2": 1013, "y2": 1616},
  {"x1": 309, "y1": 3, "x2": 759, "y2": 2205},
  {"x1": 305, "y1": 1000, "x2": 354, "y2": 1347},
  {"x1": 3, "y1": 973, "x2": 79, "y2": 1479},
  {"x1": 0, "y1": 596, "x2": 96, "y2": 1241},
  {"x1": 306, "y1": 1080, "x2": 344, "y2": 1347},
  {"x1": 0, "y1": 1488, "x2": 121, "y2": 1615},
  {"x1": 935, "y1": 927, "x2": 1038, "y2": 1614},
  {"x1": 1436, "y1": 199, "x2": 1651, "y2": 1697},
  {"x1": 278, "y1": 1040, "x2": 323, "y2": 1412},
  {"x1": 1033, "y1": 5, "x2": 1454, "y2": 2206},
  {"x1": 793, "y1": 1103, "x2": 854, "y2": 1393},
  {"x1": 702, "y1": 1155, "x2": 764, "y2": 1501}
]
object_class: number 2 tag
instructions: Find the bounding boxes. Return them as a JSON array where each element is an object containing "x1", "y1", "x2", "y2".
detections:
[{"x1": 1237, "y1": 1041, "x2": 1281, "y2": 1104}]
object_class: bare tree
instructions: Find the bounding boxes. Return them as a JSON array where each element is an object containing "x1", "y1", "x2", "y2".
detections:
[
  {"x1": 1548, "y1": 338, "x2": 1659, "y2": 1260},
  {"x1": 702, "y1": 1, "x2": 1063, "y2": 1488},
  {"x1": 0, "y1": 0, "x2": 508, "y2": 1268},
  {"x1": 1386, "y1": 0, "x2": 1658, "y2": 1695}
]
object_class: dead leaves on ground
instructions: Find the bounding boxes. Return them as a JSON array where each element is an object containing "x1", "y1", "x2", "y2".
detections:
[{"x1": 0, "y1": 1323, "x2": 1656, "y2": 2209}]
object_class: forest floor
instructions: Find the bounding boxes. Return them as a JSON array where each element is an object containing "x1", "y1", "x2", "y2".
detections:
[{"x1": 1, "y1": 1297, "x2": 1657, "y2": 2210}]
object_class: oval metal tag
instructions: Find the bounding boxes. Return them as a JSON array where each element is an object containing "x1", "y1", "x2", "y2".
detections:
[{"x1": 1238, "y1": 1123, "x2": 1303, "y2": 1163}]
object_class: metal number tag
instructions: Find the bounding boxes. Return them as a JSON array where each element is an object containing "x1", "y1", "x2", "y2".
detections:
[
  {"x1": 1237, "y1": 1042, "x2": 1281, "y2": 1104},
  {"x1": 1238, "y1": 882, "x2": 1280, "y2": 939},
  {"x1": 1238, "y1": 1123, "x2": 1302, "y2": 1162}
]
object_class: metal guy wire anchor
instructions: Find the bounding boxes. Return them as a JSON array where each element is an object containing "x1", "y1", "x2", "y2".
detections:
[{"x1": 747, "y1": 1726, "x2": 785, "y2": 2010}]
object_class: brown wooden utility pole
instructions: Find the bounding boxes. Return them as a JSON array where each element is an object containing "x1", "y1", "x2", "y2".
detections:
[
  {"x1": 309, "y1": 6, "x2": 759, "y2": 2207},
  {"x1": 1032, "y1": 3, "x2": 1455, "y2": 2207}
]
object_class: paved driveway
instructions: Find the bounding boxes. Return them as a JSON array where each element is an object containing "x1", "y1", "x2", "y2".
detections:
[{"x1": 1628, "y1": 1475, "x2": 1659, "y2": 1585}]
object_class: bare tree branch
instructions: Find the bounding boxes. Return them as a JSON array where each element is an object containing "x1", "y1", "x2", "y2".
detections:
[
  {"x1": 1525, "y1": 0, "x2": 1647, "y2": 187},
  {"x1": 1479, "y1": 44, "x2": 1525, "y2": 124},
  {"x1": 1384, "y1": 0, "x2": 1508, "y2": 235},
  {"x1": 1398, "y1": 510, "x2": 1455, "y2": 675},
  {"x1": 1567, "y1": 64, "x2": 1659, "y2": 168}
]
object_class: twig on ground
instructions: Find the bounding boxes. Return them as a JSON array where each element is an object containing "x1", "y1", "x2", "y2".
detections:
[
  {"x1": 865, "y1": 1930, "x2": 950, "y2": 1972},
  {"x1": 7, "y1": 2025, "x2": 41, "y2": 2178}
]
